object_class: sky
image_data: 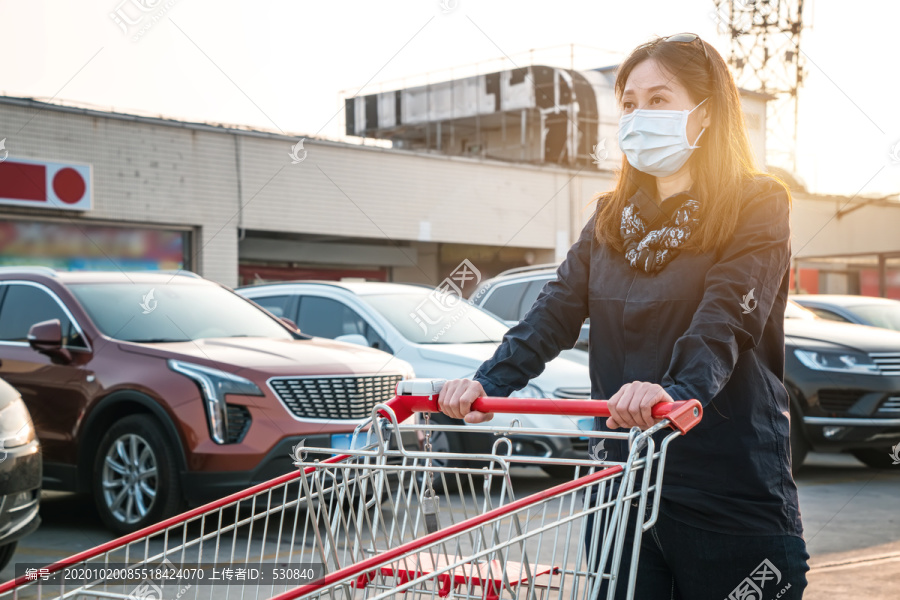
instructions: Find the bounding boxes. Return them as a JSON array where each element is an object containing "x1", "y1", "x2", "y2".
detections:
[{"x1": 1, "y1": 0, "x2": 898, "y2": 198}]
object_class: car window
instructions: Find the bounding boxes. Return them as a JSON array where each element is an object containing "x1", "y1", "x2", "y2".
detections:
[
  {"x1": 69, "y1": 283, "x2": 292, "y2": 342},
  {"x1": 362, "y1": 292, "x2": 509, "y2": 344},
  {"x1": 252, "y1": 295, "x2": 292, "y2": 319},
  {"x1": 481, "y1": 282, "x2": 527, "y2": 321},
  {"x1": 851, "y1": 304, "x2": 900, "y2": 331},
  {"x1": 784, "y1": 301, "x2": 818, "y2": 320},
  {"x1": 519, "y1": 279, "x2": 550, "y2": 317},
  {"x1": 807, "y1": 307, "x2": 849, "y2": 322},
  {"x1": 296, "y1": 296, "x2": 390, "y2": 350},
  {"x1": 0, "y1": 284, "x2": 87, "y2": 348}
]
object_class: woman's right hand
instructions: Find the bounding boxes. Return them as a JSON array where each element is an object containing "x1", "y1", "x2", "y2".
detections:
[{"x1": 437, "y1": 378, "x2": 494, "y2": 424}]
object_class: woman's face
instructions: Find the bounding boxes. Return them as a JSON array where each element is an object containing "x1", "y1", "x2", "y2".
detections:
[{"x1": 620, "y1": 58, "x2": 710, "y2": 145}]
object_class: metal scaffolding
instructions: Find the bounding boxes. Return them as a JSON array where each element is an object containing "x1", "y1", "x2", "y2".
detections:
[{"x1": 712, "y1": 0, "x2": 806, "y2": 173}]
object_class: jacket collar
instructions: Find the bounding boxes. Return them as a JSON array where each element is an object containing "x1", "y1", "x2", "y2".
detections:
[{"x1": 627, "y1": 182, "x2": 697, "y2": 230}]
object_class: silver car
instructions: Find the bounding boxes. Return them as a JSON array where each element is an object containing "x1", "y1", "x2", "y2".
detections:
[{"x1": 237, "y1": 281, "x2": 593, "y2": 477}]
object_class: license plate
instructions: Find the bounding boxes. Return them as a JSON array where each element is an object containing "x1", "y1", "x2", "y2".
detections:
[{"x1": 330, "y1": 433, "x2": 368, "y2": 450}]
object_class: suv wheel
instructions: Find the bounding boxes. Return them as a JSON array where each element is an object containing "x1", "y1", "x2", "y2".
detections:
[
  {"x1": 0, "y1": 542, "x2": 17, "y2": 571},
  {"x1": 850, "y1": 448, "x2": 896, "y2": 469},
  {"x1": 93, "y1": 415, "x2": 183, "y2": 534}
]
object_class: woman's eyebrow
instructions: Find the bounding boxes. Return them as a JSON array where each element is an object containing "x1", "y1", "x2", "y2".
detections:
[{"x1": 622, "y1": 84, "x2": 673, "y2": 97}]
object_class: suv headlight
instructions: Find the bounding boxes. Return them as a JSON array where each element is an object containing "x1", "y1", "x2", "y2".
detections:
[
  {"x1": 509, "y1": 384, "x2": 545, "y2": 399},
  {"x1": 169, "y1": 360, "x2": 263, "y2": 444},
  {"x1": 0, "y1": 398, "x2": 35, "y2": 450},
  {"x1": 794, "y1": 349, "x2": 880, "y2": 374}
]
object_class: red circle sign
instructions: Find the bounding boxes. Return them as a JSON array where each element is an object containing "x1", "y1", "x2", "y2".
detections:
[{"x1": 52, "y1": 168, "x2": 86, "y2": 204}]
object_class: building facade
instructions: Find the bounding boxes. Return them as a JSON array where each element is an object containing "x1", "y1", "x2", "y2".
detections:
[{"x1": 1, "y1": 93, "x2": 898, "y2": 298}]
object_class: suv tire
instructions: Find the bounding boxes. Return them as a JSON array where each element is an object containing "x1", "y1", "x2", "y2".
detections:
[
  {"x1": 93, "y1": 415, "x2": 183, "y2": 535},
  {"x1": 0, "y1": 542, "x2": 17, "y2": 572},
  {"x1": 850, "y1": 448, "x2": 896, "y2": 469}
]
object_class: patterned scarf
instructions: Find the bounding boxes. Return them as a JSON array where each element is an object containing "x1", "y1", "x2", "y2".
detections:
[{"x1": 620, "y1": 192, "x2": 700, "y2": 274}]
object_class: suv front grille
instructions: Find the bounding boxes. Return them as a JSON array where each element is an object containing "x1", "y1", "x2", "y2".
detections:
[
  {"x1": 269, "y1": 374, "x2": 404, "y2": 420},
  {"x1": 869, "y1": 352, "x2": 900, "y2": 375},
  {"x1": 817, "y1": 389, "x2": 866, "y2": 414},
  {"x1": 877, "y1": 396, "x2": 900, "y2": 414}
]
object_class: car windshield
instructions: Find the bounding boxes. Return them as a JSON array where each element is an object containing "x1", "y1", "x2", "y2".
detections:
[
  {"x1": 785, "y1": 300, "x2": 818, "y2": 320},
  {"x1": 69, "y1": 282, "x2": 293, "y2": 342},
  {"x1": 361, "y1": 292, "x2": 509, "y2": 344},
  {"x1": 850, "y1": 303, "x2": 900, "y2": 331}
]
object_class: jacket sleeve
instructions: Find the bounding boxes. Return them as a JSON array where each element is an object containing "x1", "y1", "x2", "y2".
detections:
[
  {"x1": 473, "y1": 212, "x2": 595, "y2": 397},
  {"x1": 660, "y1": 179, "x2": 792, "y2": 406}
]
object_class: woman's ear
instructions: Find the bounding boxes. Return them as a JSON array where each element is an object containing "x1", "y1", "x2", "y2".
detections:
[{"x1": 700, "y1": 103, "x2": 711, "y2": 129}]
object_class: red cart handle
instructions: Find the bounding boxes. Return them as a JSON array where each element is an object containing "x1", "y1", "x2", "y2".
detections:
[{"x1": 382, "y1": 379, "x2": 703, "y2": 435}]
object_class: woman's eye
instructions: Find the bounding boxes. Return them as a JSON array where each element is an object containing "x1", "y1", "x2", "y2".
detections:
[
  {"x1": 622, "y1": 101, "x2": 634, "y2": 111},
  {"x1": 650, "y1": 96, "x2": 663, "y2": 105}
]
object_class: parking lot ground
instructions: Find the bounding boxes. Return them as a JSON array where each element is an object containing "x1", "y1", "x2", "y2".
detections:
[
  {"x1": 1, "y1": 452, "x2": 897, "y2": 598},
  {"x1": 798, "y1": 452, "x2": 900, "y2": 600}
]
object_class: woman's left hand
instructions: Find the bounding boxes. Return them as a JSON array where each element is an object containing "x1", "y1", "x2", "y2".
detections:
[{"x1": 607, "y1": 382, "x2": 674, "y2": 430}]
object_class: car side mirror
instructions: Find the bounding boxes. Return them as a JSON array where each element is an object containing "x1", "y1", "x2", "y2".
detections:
[
  {"x1": 28, "y1": 319, "x2": 72, "y2": 363},
  {"x1": 280, "y1": 317, "x2": 299, "y2": 331},
  {"x1": 334, "y1": 333, "x2": 369, "y2": 347}
]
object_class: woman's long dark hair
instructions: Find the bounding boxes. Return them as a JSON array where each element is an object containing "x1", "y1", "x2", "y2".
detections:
[{"x1": 594, "y1": 35, "x2": 788, "y2": 253}]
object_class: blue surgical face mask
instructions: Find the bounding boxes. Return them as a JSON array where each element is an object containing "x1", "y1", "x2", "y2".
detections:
[{"x1": 617, "y1": 97, "x2": 709, "y2": 178}]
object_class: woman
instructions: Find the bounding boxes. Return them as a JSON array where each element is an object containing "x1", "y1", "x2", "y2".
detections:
[{"x1": 438, "y1": 33, "x2": 809, "y2": 599}]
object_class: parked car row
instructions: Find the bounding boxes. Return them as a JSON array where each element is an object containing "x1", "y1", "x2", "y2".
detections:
[
  {"x1": 0, "y1": 266, "x2": 596, "y2": 545},
  {"x1": 0, "y1": 267, "x2": 415, "y2": 535},
  {"x1": 2, "y1": 261, "x2": 898, "y2": 563},
  {"x1": 470, "y1": 265, "x2": 900, "y2": 472}
]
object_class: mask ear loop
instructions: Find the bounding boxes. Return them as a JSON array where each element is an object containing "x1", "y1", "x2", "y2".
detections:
[
  {"x1": 689, "y1": 128, "x2": 706, "y2": 149},
  {"x1": 686, "y1": 97, "x2": 709, "y2": 149}
]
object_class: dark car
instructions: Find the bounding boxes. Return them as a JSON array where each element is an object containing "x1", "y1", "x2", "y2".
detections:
[
  {"x1": 0, "y1": 377, "x2": 41, "y2": 570},
  {"x1": 792, "y1": 294, "x2": 900, "y2": 331},
  {"x1": 472, "y1": 265, "x2": 900, "y2": 472},
  {"x1": 0, "y1": 267, "x2": 413, "y2": 534}
]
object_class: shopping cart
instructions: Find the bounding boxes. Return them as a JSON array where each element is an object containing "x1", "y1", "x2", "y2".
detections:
[{"x1": 0, "y1": 378, "x2": 701, "y2": 600}]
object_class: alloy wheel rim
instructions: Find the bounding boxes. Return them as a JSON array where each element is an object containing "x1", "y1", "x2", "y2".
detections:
[{"x1": 101, "y1": 433, "x2": 158, "y2": 524}]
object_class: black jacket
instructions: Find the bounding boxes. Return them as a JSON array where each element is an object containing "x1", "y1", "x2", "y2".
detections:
[{"x1": 474, "y1": 176, "x2": 803, "y2": 537}]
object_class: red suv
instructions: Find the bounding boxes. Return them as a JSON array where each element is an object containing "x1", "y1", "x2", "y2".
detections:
[{"x1": 0, "y1": 267, "x2": 413, "y2": 534}]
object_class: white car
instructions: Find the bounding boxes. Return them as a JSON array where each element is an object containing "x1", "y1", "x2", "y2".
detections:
[{"x1": 237, "y1": 281, "x2": 593, "y2": 477}]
